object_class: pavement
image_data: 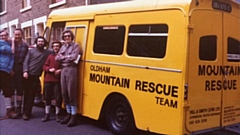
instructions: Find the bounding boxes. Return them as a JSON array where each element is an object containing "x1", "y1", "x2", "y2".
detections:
[
  {"x1": 0, "y1": 94, "x2": 112, "y2": 135},
  {"x1": 1, "y1": 93, "x2": 240, "y2": 135}
]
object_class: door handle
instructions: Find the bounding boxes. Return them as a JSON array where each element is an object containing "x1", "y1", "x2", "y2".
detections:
[
  {"x1": 223, "y1": 71, "x2": 228, "y2": 89},
  {"x1": 224, "y1": 71, "x2": 229, "y2": 78}
]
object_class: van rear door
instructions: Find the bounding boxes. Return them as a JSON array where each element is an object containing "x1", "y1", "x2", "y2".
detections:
[
  {"x1": 221, "y1": 12, "x2": 240, "y2": 126},
  {"x1": 186, "y1": 10, "x2": 223, "y2": 131}
]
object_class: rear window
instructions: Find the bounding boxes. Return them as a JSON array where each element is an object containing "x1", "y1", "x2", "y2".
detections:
[
  {"x1": 127, "y1": 24, "x2": 168, "y2": 58},
  {"x1": 227, "y1": 37, "x2": 240, "y2": 62},
  {"x1": 199, "y1": 35, "x2": 217, "y2": 61}
]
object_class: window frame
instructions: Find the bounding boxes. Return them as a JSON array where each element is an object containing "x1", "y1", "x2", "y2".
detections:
[
  {"x1": 126, "y1": 24, "x2": 169, "y2": 59},
  {"x1": 23, "y1": 26, "x2": 32, "y2": 45},
  {"x1": 20, "y1": 0, "x2": 31, "y2": 13},
  {"x1": 227, "y1": 37, "x2": 240, "y2": 62},
  {"x1": 0, "y1": 0, "x2": 6, "y2": 15},
  {"x1": 47, "y1": 22, "x2": 66, "y2": 49},
  {"x1": 93, "y1": 25, "x2": 125, "y2": 55},
  {"x1": 198, "y1": 35, "x2": 217, "y2": 61},
  {"x1": 49, "y1": 0, "x2": 66, "y2": 9}
]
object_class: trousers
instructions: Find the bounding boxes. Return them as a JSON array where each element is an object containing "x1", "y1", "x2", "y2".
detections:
[
  {"x1": 23, "y1": 75, "x2": 39, "y2": 116},
  {"x1": 61, "y1": 66, "x2": 78, "y2": 106}
]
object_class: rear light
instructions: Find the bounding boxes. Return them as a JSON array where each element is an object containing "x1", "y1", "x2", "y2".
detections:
[{"x1": 184, "y1": 83, "x2": 188, "y2": 100}]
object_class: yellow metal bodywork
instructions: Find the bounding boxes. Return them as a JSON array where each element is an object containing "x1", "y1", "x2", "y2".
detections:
[{"x1": 44, "y1": 0, "x2": 240, "y2": 134}]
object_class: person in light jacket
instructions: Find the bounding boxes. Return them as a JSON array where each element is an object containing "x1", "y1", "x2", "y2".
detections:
[
  {"x1": 0, "y1": 39, "x2": 14, "y2": 118},
  {"x1": 55, "y1": 29, "x2": 80, "y2": 127}
]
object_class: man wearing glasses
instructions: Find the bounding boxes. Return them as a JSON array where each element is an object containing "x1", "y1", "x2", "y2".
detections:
[{"x1": 55, "y1": 29, "x2": 80, "y2": 127}]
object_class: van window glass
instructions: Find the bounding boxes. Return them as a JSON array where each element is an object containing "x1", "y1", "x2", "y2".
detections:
[
  {"x1": 227, "y1": 37, "x2": 240, "y2": 62},
  {"x1": 49, "y1": 22, "x2": 66, "y2": 49},
  {"x1": 93, "y1": 26, "x2": 125, "y2": 55},
  {"x1": 127, "y1": 24, "x2": 168, "y2": 58},
  {"x1": 199, "y1": 36, "x2": 217, "y2": 61}
]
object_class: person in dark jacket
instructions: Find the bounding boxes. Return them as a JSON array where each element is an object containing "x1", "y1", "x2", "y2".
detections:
[
  {"x1": 10, "y1": 28, "x2": 28, "y2": 118},
  {"x1": 41, "y1": 41, "x2": 62, "y2": 122},
  {"x1": 22, "y1": 36, "x2": 52, "y2": 120}
]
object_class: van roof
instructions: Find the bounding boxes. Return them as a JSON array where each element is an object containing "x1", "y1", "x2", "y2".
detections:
[
  {"x1": 48, "y1": 0, "x2": 191, "y2": 20},
  {"x1": 48, "y1": 0, "x2": 240, "y2": 21}
]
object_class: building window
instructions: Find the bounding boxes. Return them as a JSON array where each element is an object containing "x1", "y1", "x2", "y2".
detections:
[
  {"x1": 52, "y1": 0, "x2": 64, "y2": 4},
  {"x1": 22, "y1": 0, "x2": 30, "y2": 8},
  {"x1": 23, "y1": 27, "x2": 32, "y2": 45},
  {"x1": 93, "y1": 26, "x2": 125, "y2": 55},
  {"x1": 199, "y1": 35, "x2": 217, "y2": 61},
  {"x1": 49, "y1": 0, "x2": 66, "y2": 8},
  {"x1": 127, "y1": 24, "x2": 168, "y2": 58},
  {"x1": 90, "y1": 0, "x2": 129, "y2": 4},
  {"x1": 0, "y1": 0, "x2": 6, "y2": 13}
]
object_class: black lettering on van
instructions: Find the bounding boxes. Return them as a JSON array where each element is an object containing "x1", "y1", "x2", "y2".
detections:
[
  {"x1": 148, "y1": 82, "x2": 155, "y2": 93},
  {"x1": 155, "y1": 96, "x2": 178, "y2": 109},
  {"x1": 163, "y1": 85, "x2": 171, "y2": 96},
  {"x1": 199, "y1": 65, "x2": 205, "y2": 76},
  {"x1": 224, "y1": 79, "x2": 237, "y2": 90},
  {"x1": 205, "y1": 80, "x2": 210, "y2": 91},
  {"x1": 135, "y1": 80, "x2": 178, "y2": 98},
  {"x1": 212, "y1": 80, "x2": 216, "y2": 90},
  {"x1": 216, "y1": 80, "x2": 222, "y2": 90},
  {"x1": 205, "y1": 80, "x2": 237, "y2": 91},
  {"x1": 172, "y1": 86, "x2": 178, "y2": 97},
  {"x1": 89, "y1": 73, "x2": 130, "y2": 88},
  {"x1": 229, "y1": 66, "x2": 234, "y2": 75},
  {"x1": 198, "y1": 65, "x2": 240, "y2": 76},
  {"x1": 207, "y1": 65, "x2": 212, "y2": 76},
  {"x1": 90, "y1": 65, "x2": 111, "y2": 73},
  {"x1": 233, "y1": 80, "x2": 237, "y2": 89},
  {"x1": 115, "y1": 77, "x2": 121, "y2": 87},
  {"x1": 96, "y1": 74, "x2": 100, "y2": 82},
  {"x1": 142, "y1": 81, "x2": 148, "y2": 92},
  {"x1": 223, "y1": 80, "x2": 227, "y2": 90},
  {"x1": 156, "y1": 84, "x2": 163, "y2": 94},
  {"x1": 135, "y1": 80, "x2": 141, "y2": 90}
]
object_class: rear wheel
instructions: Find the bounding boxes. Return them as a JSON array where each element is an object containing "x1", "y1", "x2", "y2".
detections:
[{"x1": 106, "y1": 97, "x2": 135, "y2": 135}]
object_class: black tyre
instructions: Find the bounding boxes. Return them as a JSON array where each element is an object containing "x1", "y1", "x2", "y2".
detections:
[{"x1": 106, "y1": 97, "x2": 135, "y2": 135}]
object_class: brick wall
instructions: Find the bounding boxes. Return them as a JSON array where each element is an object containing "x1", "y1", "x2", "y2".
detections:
[
  {"x1": 0, "y1": 0, "x2": 128, "y2": 43},
  {"x1": 0, "y1": 0, "x2": 86, "y2": 25}
]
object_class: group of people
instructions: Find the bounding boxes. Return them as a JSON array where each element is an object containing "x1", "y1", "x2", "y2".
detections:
[{"x1": 0, "y1": 28, "x2": 80, "y2": 127}]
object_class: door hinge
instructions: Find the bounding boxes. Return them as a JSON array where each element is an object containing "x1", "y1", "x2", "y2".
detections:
[
  {"x1": 188, "y1": 24, "x2": 194, "y2": 33},
  {"x1": 184, "y1": 101, "x2": 190, "y2": 109},
  {"x1": 188, "y1": 24, "x2": 194, "y2": 29}
]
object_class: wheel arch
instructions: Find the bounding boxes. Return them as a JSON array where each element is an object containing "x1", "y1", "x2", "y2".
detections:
[{"x1": 98, "y1": 92, "x2": 136, "y2": 126}]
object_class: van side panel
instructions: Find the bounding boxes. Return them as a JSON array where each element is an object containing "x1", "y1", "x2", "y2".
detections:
[{"x1": 83, "y1": 10, "x2": 187, "y2": 134}]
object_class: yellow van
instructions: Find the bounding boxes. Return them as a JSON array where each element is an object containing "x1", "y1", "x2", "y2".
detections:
[{"x1": 43, "y1": 0, "x2": 240, "y2": 134}]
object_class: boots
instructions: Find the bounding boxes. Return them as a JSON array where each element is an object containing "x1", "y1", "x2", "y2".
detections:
[
  {"x1": 56, "y1": 114, "x2": 61, "y2": 122},
  {"x1": 5, "y1": 108, "x2": 11, "y2": 117},
  {"x1": 16, "y1": 106, "x2": 22, "y2": 117},
  {"x1": 67, "y1": 115, "x2": 77, "y2": 127},
  {"x1": 60, "y1": 113, "x2": 71, "y2": 124},
  {"x1": 41, "y1": 114, "x2": 50, "y2": 122},
  {"x1": 10, "y1": 106, "x2": 21, "y2": 119}
]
